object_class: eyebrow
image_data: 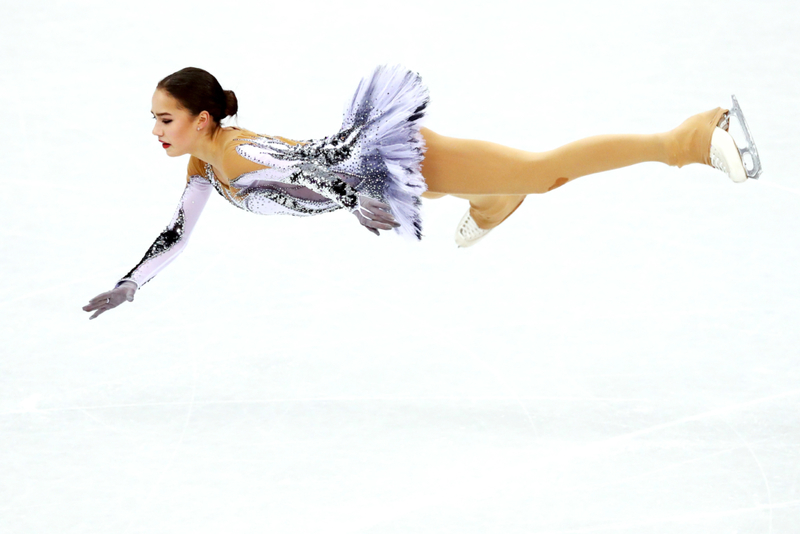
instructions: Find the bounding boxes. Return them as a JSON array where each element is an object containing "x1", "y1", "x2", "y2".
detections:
[{"x1": 151, "y1": 112, "x2": 173, "y2": 117}]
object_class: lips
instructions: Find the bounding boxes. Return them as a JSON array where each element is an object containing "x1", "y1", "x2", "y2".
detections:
[{"x1": 162, "y1": 143, "x2": 171, "y2": 149}]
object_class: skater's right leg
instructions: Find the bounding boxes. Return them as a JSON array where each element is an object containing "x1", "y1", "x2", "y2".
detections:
[{"x1": 455, "y1": 194, "x2": 527, "y2": 230}]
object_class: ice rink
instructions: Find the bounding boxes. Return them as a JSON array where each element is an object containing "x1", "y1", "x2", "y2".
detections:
[{"x1": 2, "y1": 0, "x2": 800, "y2": 532}]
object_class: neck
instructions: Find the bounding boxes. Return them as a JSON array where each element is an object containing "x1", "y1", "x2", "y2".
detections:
[{"x1": 191, "y1": 127, "x2": 228, "y2": 167}]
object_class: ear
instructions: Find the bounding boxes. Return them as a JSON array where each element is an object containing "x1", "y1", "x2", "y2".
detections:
[{"x1": 195, "y1": 111, "x2": 211, "y2": 131}]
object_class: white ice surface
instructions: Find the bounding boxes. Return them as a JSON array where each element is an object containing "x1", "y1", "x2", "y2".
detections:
[{"x1": 2, "y1": 0, "x2": 800, "y2": 532}]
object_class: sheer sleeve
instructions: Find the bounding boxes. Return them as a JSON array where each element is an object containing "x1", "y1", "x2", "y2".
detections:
[{"x1": 115, "y1": 174, "x2": 212, "y2": 289}]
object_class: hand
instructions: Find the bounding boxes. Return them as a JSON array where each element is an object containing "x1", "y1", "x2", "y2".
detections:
[
  {"x1": 352, "y1": 196, "x2": 400, "y2": 236},
  {"x1": 82, "y1": 281, "x2": 137, "y2": 320}
]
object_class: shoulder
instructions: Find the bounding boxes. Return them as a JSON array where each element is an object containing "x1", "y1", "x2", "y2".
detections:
[
  {"x1": 220, "y1": 128, "x2": 269, "y2": 180},
  {"x1": 187, "y1": 155, "x2": 207, "y2": 181}
]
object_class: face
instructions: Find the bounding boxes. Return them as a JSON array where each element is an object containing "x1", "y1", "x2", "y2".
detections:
[{"x1": 151, "y1": 89, "x2": 207, "y2": 157}]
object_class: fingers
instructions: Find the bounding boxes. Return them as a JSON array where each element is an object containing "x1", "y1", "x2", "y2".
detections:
[
  {"x1": 363, "y1": 198, "x2": 391, "y2": 212},
  {"x1": 83, "y1": 287, "x2": 134, "y2": 318},
  {"x1": 361, "y1": 216, "x2": 395, "y2": 231},
  {"x1": 367, "y1": 219, "x2": 395, "y2": 230},
  {"x1": 83, "y1": 297, "x2": 110, "y2": 312},
  {"x1": 358, "y1": 207, "x2": 400, "y2": 228},
  {"x1": 355, "y1": 197, "x2": 404, "y2": 236},
  {"x1": 359, "y1": 198, "x2": 400, "y2": 227},
  {"x1": 89, "y1": 306, "x2": 110, "y2": 320},
  {"x1": 368, "y1": 212, "x2": 400, "y2": 228},
  {"x1": 88, "y1": 292, "x2": 112, "y2": 305}
]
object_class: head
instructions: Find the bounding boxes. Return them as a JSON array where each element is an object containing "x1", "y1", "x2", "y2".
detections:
[{"x1": 151, "y1": 67, "x2": 238, "y2": 156}]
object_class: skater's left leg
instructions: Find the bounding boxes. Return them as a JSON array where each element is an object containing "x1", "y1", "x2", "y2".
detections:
[{"x1": 418, "y1": 107, "x2": 728, "y2": 196}]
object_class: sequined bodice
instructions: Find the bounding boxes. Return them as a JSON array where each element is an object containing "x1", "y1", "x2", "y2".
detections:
[
  {"x1": 203, "y1": 163, "x2": 341, "y2": 217},
  {"x1": 190, "y1": 128, "x2": 378, "y2": 217}
]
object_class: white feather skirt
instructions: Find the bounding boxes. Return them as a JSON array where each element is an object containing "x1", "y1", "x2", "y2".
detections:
[{"x1": 336, "y1": 64, "x2": 430, "y2": 240}]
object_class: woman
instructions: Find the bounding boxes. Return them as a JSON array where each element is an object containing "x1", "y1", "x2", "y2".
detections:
[{"x1": 83, "y1": 65, "x2": 761, "y2": 320}]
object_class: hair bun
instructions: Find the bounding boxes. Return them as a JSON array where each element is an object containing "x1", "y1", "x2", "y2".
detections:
[{"x1": 224, "y1": 90, "x2": 238, "y2": 118}]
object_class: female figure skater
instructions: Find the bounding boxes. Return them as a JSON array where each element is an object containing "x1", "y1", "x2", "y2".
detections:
[{"x1": 82, "y1": 65, "x2": 761, "y2": 320}]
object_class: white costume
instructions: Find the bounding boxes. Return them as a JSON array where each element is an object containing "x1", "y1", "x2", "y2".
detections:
[{"x1": 117, "y1": 65, "x2": 430, "y2": 290}]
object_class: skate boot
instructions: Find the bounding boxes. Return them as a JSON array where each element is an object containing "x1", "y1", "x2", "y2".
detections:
[
  {"x1": 455, "y1": 210, "x2": 492, "y2": 247},
  {"x1": 709, "y1": 95, "x2": 763, "y2": 183}
]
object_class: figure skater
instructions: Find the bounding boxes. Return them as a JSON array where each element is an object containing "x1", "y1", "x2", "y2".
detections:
[{"x1": 82, "y1": 65, "x2": 761, "y2": 320}]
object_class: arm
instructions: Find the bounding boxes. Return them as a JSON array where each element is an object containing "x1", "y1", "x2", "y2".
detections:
[
  {"x1": 284, "y1": 163, "x2": 359, "y2": 211},
  {"x1": 234, "y1": 132, "x2": 399, "y2": 234},
  {"x1": 116, "y1": 175, "x2": 212, "y2": 289},
  {"x1": 284, "y1": 164, "x2": 399, "y2": 235},
  {"x1": 233, "y1": 134, "x2": 361, "y2": 210},
  {"x1": 83, "y1": 175, "x2": 212, "y2": 320}
]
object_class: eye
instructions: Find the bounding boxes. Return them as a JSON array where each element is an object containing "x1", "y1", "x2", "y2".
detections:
[{"x1": 162, "y1": 119, "x2": 172, "y2": 124}]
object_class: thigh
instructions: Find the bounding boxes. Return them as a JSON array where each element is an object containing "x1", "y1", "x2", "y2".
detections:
[{"x1": 419, "y1": 127, "x2": 533, "y2": 195}]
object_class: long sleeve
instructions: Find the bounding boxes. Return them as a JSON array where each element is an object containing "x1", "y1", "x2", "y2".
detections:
[{"x1": 116, "y1": 175, "x2": 212, "y2": 290}]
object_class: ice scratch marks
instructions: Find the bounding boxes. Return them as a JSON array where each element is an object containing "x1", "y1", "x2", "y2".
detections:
[
  {"x1": 533, "y1": 500, "x2": 800, "y2": 534},
  {"x1": 570, "y1": 442, "x2": 746, "y2": 496},
  {"x1": 0, "y1": 395, "x2": 650, "y2": 418},
  {"x1": 122, "y1": 355, "x2": 198, "y2": 534},
  {"x1": 724, "y1": 419, "x2": 774, "y2": 534},
  {"x1": 597, "y1": 388, "x2": 800, "y2": 448},
  {"x1": 467, "y1": 352, "x2": 540, "y2": 437},
  {"x1": 78, "y1": 407, "x2": 127, "y2": 435}
]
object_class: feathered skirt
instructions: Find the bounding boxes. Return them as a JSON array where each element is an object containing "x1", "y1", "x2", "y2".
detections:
[{"x1": 335, "y1": 64, "x2": 430, "y2": 240}]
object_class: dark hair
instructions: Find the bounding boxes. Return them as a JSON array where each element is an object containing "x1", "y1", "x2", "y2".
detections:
[{"x1": 157, "y1": 67, "x2": 238, "y2": 127}]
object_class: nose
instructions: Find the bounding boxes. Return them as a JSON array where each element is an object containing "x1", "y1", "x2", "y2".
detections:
[{"x1": 152, "y1": 124, "x2": 162, "y2": 137}]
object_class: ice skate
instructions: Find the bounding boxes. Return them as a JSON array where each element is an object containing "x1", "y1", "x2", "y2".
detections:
[
  {"x1": 455, "y1": 210, "x2": 492, "y2": 247},
  {"x1": 709, "y1": 95, "x2": 763, "y2": 183}
]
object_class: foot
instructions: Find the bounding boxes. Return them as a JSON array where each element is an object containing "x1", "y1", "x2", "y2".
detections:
[
  {"x1": 455, "y1": 210, "x2": 492, "y2": 247},
  {"x1": 709, "y1": 95, "x2": 763, "y2": 183},
  {"x1": 710, "y1": 125, "x2": 748, "y2": 183}
]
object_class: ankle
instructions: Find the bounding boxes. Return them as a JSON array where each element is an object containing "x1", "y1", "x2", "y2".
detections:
[{"x1": 665, "y1": 107, "x2": 727, "y2": 168}]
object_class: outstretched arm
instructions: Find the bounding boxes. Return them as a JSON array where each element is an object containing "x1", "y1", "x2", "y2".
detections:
[{"x1": 82, "y1": 175, "x2": 212, "y2": 320}]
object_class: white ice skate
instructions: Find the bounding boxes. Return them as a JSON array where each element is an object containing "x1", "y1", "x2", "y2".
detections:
[
  {"x1": 455, "y1": 210, "x2": 493, "y2": 247},
  {"x1": 709, "y1": 95, "x2": 763, "y2": 183}
]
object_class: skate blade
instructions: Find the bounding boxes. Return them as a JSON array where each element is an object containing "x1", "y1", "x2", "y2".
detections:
[{"x1": 729, "y1": 95, "x2": 763, "y2": 180}]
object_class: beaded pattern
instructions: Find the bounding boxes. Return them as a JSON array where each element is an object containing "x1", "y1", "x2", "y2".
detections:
[
  {"x1": 223, "y1": 64, "x2": 430, "y2": 240},
  {"x1": 119, "y1": 207, "x2": 185, "y2": 287},
  {"x1": 204, "y1": 163, "x2": 342, "y2": 216},
  {"x1": 232, "y1": 132, "x2": 366, "y2": 211}
]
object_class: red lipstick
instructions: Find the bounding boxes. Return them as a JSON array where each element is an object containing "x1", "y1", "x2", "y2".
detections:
[{"x1": 162, "y1": 143, "x2": 171, "y2": 149}]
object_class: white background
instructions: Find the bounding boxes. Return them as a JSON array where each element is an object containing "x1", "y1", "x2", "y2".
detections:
[{"x1": 2, "y1": 0, "x2": 799, "y2": 532}]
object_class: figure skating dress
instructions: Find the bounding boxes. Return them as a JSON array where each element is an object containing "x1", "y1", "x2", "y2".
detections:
[{"x1": 117, "y1": 65, "x2": 430, "y2": 290}]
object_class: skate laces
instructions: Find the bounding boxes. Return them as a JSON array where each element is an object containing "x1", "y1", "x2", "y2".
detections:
[
  {"x1": 710, "y1": 148, "x2": 730, "y2": 176},
  {"x1": 710, "y1": 112, "x2": 734, "y2": 176},
  {"x1": 717, "y1": 112, "x2": 730, "y2": 131},
  {"x1": 459, "y1": 214, "x2": 488, "y2": 239}
]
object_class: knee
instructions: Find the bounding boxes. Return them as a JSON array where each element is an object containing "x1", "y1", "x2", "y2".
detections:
[{"x1": 469, "y1": 195, "x2": 526, "y2": 229}]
